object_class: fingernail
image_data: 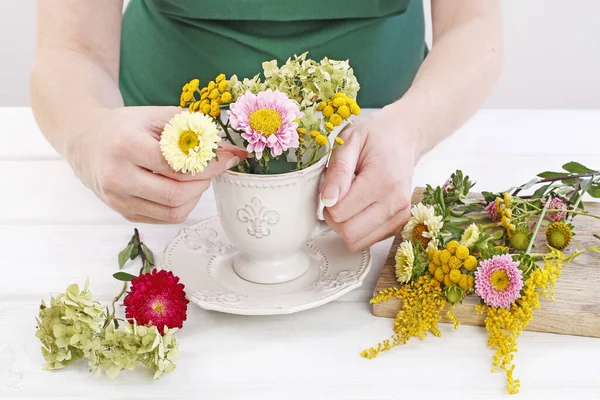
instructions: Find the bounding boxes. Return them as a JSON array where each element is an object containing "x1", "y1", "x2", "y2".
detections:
[
  {"x1": 226, "y1": 156, "x2": 240, "y2": 170},
  {"x1": 321, "y1": 184, "x2": 339, "y2": 207}
]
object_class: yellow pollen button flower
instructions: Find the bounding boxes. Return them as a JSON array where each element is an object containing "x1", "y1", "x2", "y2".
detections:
[
  {"x1": 443, "y1": 275, "x2": 452, "y2": 287},
  {"x1": 299, "y1": 137, "x2": 305, "y2": 143},
  {"x1": 322, "y1": 105, "x2": 334, "y2": 118},
  {"x1": 427, "y1": 246, "x2": 436, "y2": 261},
  {"x1": 215, "y1": 73, "x2": 225, "y2": 83},
  {"x1": 317, "y1": 102, "x2": 326, "y2": 111},
  {"x1": 221, "y1": 91, "x2": 232, "y2": 103},
  {"x1": 209, "y1": 89, "x2": 219, "y2": 100},
  {"x1": 207, "y1": 81, "x2": 216, "y2": 90},
  {"x1": 428, "y1": 262, "x2": 437, "y2": 275},
  {"x1": 464, "y1": 255, "x2": 477, "y2": 271},
  {"x1": 335, "y1": 137, "x2": 344, "y2": 146},
  {"x1": 442, "y1": 264, "x2": 450, "y2": 274},
  {"x1": 439, "y1": 249, "x2": 452, "y2": 265},
  {"x1": 315, "y1": 134, "x2": 328, "y2": 146},
  {"x1": 310, "y1": 130, "x2": 320, "y2": 138},
  {"x1": 201, "y1": 103, "x2": 211, "y2": 114},
  {"x1": 455, "y1": 245, "x2": 469, "y2": 260},
  {"x1": 210, "y1": 108, "x2": 220, "y2": 117},
  {"x1": 333, "y1": 92, "x2": 346, "y2": 99},
  {"x1": 297, "y1": 127, "x2": 307, "y2": 135},
  {"x1": 337, "y1": 105, "x2": 351, "y2": 119},
  {"x1": 218, "y1": 80, "x2": 228, "y2": 92},
  {"x1": 332, "y1": 97, "x2": 346, "y2": 108},
  {"x1": 182, "y1": 91, "x2": 193, "y2": 102},
  {"x1": 449, "y1": 270, "x2": 461, "y2": 284},
  {"x1": 467, "y1": 275, "x2": 475, "y2": 288},
  {"x1": 434, "y1": 267, "x2": 444, "y2": 282},
  {"x1": 189, "y1": 79, "x2": 200, "y2": 91},
  {"x1": 449, "y1": 256, "x2": 462, "y2": 270},
  {"x1": 325, "y1": 122, "x2": 334, "y2": 131},
  {"x1": 433, "y1": 250, "x2": 442, "y2": 266},
  {"x1": 201, "y1": 92, "x2": 209, "y2": 100},
  {"x1": 330, "y1": 114, "x2": 343, "y2": 126},
  {"x1": 446, "y1": 240, "x2": 460, "y2": 255},
  {"x1": 200, "y1": 87, "x2": 208, "y2": 95},
  {"x1": 459, "y1": 274, "x2": 469, "y2": 289},
  {"x1": 350, "y1": 104, "x2": 361, "y2": 115},
  {"x1": 503, "y1": 192, "x2": 511, "y2": 207}
]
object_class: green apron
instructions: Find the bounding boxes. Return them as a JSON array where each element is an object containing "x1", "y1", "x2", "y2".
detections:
[{"x1": 119, "y1": 0, "x2": 426, "y2": 108}]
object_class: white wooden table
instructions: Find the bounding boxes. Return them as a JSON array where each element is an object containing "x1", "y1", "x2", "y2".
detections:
[{"x1": 1, "y1": 107, "x2": 599, "y2": 399}]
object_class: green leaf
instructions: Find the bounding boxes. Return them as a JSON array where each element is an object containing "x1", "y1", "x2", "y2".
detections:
[
  {"x1": 521, "y1": 178, "x2": 541, "y2": 190},
  {"x1": 481, "y1": 191, "x2": 497, "y2": 203},
  {"x1": 538, "y1": 171, "x2": 568, "y2": 179},
  {"x1": 531, "y1": 183, "x2": 552, "y2": 199},
  {"x1": 141, "y1": 244, "x2": 155, "y2": 266},
  {"x1": 444, "y1": 225, "x2": 464, "y2": 237},
  {"x1": 118, "y1": 244, "x2": 134, "y2": 269},
  {"x1": 130, "y1": 245, "x2": 140, "y2": 260},
  {"x1": 561, "y1": 178, "x2": 579, "y2": 186},
  {"x1": 113, "y1": 272, "x2": 138, "y2": 281},
  {"x1": 490, "y1": 230, "x2": 504, "y2": 240},
  {"x1": 588, "y1": 184, "x2": 600, "y2": 198},
  {"x1": 580, "y1": 179, "x2": 593, "y2": 192},
  {"x1": 562, "y1": 161, "x2": 597, "y2": 174}
]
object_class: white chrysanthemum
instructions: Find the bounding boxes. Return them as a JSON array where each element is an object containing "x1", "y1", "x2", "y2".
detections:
[
  {"x1": 401, "y1": 203, "x2": 444, "y2": 249},
  {"x1": 460, "y1": 223, "x2": 480, "y2": 249},
  {"x1": 160, "y1": 111, "x2": 220, "y2": 175},
  {"x1": 395, "y1": 241, "x2": 415, "y2": 283}
]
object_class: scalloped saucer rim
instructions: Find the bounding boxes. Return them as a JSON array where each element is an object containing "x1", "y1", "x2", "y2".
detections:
[{"x1": 160, "y1": 216, "x2": 372, "y2": 316}]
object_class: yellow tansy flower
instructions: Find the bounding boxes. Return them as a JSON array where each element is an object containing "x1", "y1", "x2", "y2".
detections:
[
  {"x1": 434, "y1": 267, "x2": 444, "y2": 282},
  {"x1": 215, "y1": 73, "x2": 225, "y2": 83},
  {"x1": 201, "y1": 92, "x2": 209, "y2": 101},
  {"x1": 221, "y1": 91, "x2": 232, "y2": 103},
  {"x1": 446, "y1": 240, "x2": 460, "y2": 255},
  {"x1": 209, "y1": 89, "x2": 219, "y2": 100},
  {"x1": 432, "y1": 250, "x2": 442, "y2": 266},
  {"x1": 467, "y1": 275, "x2": 475, "y2": 288},
  {"x1": 335, "y1": 137, "x2": 344, "y2": 146},
  {"x1": 297, "y1": 127, "x2": 307, "y2": 135},
  {"x1": 315, "y1": 134, "x2": 328, "y2": 146},
  {"x1": 449, "y1": 270, "x2": 461, "y2": 284},
  {"x1": 207, "y1": 81, "x2": 216, "y2": 91},
  {"x1": 337, "y1": 105, "x2": 351, "y2": 119},
  {"x1": 200, "y1": 103, "x2": 211, "y2": 114},
  {"x1": 459, "y1": 274, "x2": 469, "y2": 290},
  {"x1": 310, "y1": 130, "x2": 320, "y2": 138},
  {"x1": 449, "y1": 256, "x2": 462, "y2": 270},
  {"x1": 200, "y1": 87, "x2": 208, "y2": 95},
  {"x1": 428, "y1": 262, "x2": 437, "y2": 275},
  {"x1": 333, "y1": 92, "x2": 346, "y2": 99},
  {"x1": 322, "y1": 105, "x2": 334, "y2": 118},
  {"x1": 463, "y1": 255, "x2": 477, "y2": 271},
  {"x1": 350, "y1": 104, "x2": 361, "y2": 115},
  {"x1": 316, "y1": 102, "x2": 326, "y2": 111},
  {"x1": 182, "y1": 91, "x2": 193, "y2": 102},
  {"x1": 439, "y1": 249, "x2": 451, "y2": 265},
  {"x1": 332, "y1": 97, "x2": 346, "y2": 108},
  {"x1": 325, "y1": 122, "x2": 334, "y2": 131},
  {"x1": 330, "y1": 114, "x2": 343, "y2": 126},
  {"x1": 443, "y1": 275, "x2": 452, "y2": 287},
  {"x1": 427, "y1": 246, "x2": 437, "y2": 261},
  {"x1": 442, "y1": 264, "x2": 450, "y2": 274},
  {"x1": 218, "y1": 80, "x2": 228, "y2": 92},
  {"x1": 455, "y1": 245, "x2": 469, "y2": 260}
]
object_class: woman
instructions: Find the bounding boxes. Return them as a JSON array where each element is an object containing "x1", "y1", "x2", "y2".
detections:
[{"x1": 30, "y1": 0, "x2": 502, "y2": 251}]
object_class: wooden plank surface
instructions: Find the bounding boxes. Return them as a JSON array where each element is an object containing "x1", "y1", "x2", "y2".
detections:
[{"x1": 373, "y1": 188, "x2": 600, "y2": 338}]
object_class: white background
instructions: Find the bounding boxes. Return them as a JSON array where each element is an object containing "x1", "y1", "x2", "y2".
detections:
[{"x1": 1, "y1": 0, "x2": 600, "y2": 108}]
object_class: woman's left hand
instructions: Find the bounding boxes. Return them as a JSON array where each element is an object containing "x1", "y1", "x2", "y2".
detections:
[{"x1": 321, "y1": 106, "x2": 420, "y2": 252}]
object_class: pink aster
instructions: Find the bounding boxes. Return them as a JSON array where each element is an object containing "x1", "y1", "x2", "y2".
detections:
[
  {"x1": 229, "y1": 89, "x2": 302, "y2": 160},
  {"x1": 545, "y1": 197, "x2": 568, "y2": 222},
  {"x1": 475, "y1": 254, "x2": 524, "y2": 309},
  {"x1": 485, "y1": 201, "x2": 500, "y2": 222}
]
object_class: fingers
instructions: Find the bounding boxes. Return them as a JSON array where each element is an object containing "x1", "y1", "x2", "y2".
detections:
[
  {"x1": 132, "y1": 169, "x2": 211, "y2": 207},
  {"x1": 326, "y1": 171, "x2": 380, "y2": 223},
  {"x1": 324, "y1": 205, "x2": 411, "y2": 252},
  {"x1": 326, "y1": 202, "x2": 394, "y2": 245},
  {"x1": 134, "y1": 134, "x2": 247, "y2": 181},
  {"x1": 108, "y1": 193, "x2": 202, "y2": 224},
  {"x1": 320, "y1": 126, "x2": 361, "y2": 208}
]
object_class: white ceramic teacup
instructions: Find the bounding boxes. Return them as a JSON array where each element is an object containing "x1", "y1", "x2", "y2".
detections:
[{"x1": 212, "y1": 156, "x2": 329, "y2": 284}]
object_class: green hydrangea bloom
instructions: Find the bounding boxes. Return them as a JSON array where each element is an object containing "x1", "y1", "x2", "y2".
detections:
[{"x1": 35, "y1": 281, "x2": 179, "y2": 379}]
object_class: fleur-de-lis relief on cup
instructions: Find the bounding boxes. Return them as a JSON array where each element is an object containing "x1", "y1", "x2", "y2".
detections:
[{"x1": 236, "y1": 197, "x2": 280, "y2": 239}]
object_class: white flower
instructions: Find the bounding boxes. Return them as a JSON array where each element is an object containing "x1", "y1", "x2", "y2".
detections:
[
  {"x1": 160, "y1": 111, "x2": 220, "y2": 175},
  {"x1": 460, "y1": 223, "x2": 480, "y2": 249},
  {"x1": 395, "y1": 241, "x2": 415, "y2": 283},
  {"x1": 401, "y1": 203, "x2": 444, "y2": 249}
]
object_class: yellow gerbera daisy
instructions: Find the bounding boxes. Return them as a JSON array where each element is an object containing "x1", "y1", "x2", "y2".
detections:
[{"x1": 160, "y1": 111, "x2": 220, "y2": 175}]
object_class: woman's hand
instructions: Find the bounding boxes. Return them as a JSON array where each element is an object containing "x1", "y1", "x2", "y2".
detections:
[
  {"x1": 68, "y1": 106, "x2": 246, "y2": 224},
  {"x1": 321, "y1": 107, "x2": 420, "y2": 251}
]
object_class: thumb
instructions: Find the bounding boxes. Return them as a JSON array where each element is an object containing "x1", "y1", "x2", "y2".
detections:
[{"x1": 321, "y1": 133, "x2": 360, "y2": 208}]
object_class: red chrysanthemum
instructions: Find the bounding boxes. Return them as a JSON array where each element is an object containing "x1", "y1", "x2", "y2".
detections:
[{"x1": 123, "y1": 269, "x2": 189, "y2": 334}]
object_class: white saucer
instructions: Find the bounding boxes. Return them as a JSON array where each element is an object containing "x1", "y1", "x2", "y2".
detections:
[{"x1": 160, "y1": 216, "x2": 372, "y2": 315}]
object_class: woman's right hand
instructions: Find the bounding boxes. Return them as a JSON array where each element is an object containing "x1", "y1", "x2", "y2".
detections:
[{"x1": 67, "y1": 106, "x2": 246, "y2": 224}]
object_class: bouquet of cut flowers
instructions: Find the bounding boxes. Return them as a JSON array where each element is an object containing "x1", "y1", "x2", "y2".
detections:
[
  {"x1": 161, "y1": 52, "x2": 361, "y2": 175},
  {"x1": 363, "y1": 162, "x2": 600, "y2": 394}
]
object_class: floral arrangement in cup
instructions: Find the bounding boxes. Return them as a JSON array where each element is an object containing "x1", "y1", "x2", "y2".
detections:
[
  {"x1": 160, "y1": 52, "x2": 361, "y2": 174},
  {"x1": 363, "y1": 162, "x2": 600, "y2": 394},
  {"x1": 35, "y1": 229, "x2": 188, "y2": 379}
]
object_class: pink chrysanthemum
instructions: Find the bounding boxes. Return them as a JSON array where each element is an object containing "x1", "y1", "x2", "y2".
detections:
[
  {"x1": 475, "y1": 254, "x2": 523, "y2": 309},
  {"x1": 229, "y1": 89, "x2": 302, "y2": 160},
  {"x1": 545, "y1": 197, "x2": 568, "y2": 222},
  {"x1": 123, "y1": 269, "x2": 189, "y2": 334},
  {"x1": 485, "y1": 201, "x2": 500, "y2": 222}
]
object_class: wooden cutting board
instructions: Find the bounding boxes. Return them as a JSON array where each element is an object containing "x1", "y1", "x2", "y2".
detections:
[{"x1": 372, "y1": 188, "x2": 600, "y2": 338}]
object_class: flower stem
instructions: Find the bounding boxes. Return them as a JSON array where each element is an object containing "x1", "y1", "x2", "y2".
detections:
[
  {"x1": 547, "y1": 208, "x2": 600, "y2": 220},
  {"x1": 216, "y1": 118, "x2": 236, "y2": 146},
  {"x1": 111, "y1": 281, "x2": 128, "y2": 318},
  {"x1": 526, "y1": 199, "x2": 551, "y2": 254},
  {"x1": 594, "y1": 234, "x2": 600, "y2": 241},
  {"x1": 512, "y1": 171, "x2": 600, "y2": 196}
]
